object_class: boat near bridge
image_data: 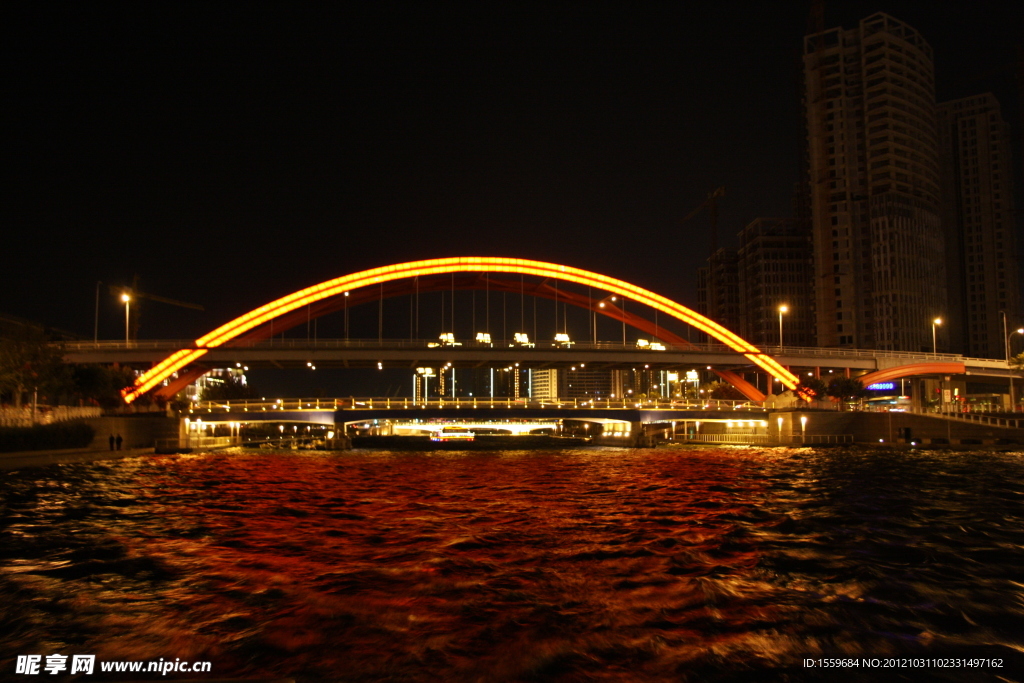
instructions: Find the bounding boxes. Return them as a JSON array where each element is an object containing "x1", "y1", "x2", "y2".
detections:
[{"x1": 430, "y1": 426, "x2": 476, "y2": 442}]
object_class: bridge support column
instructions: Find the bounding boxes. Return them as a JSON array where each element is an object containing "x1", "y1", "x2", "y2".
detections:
[
  {"x1": 179, "y1": 418, "x2": 190, "y2": 449},
  {"x1": 631, "y1": 422, "x2": 652, "y2": 447},
  {"x1": 328, "y1": 424, "x2": 352, "y2": 450}
]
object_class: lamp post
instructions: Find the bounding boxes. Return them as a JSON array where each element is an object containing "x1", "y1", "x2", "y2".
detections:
[
  {"x1": 778, "y1": 305, "x2": 788, "y2": 352},
  {"x1": 121, "y1": 293, "x2": 131, "y2": 344},
  {"x1": 1007, "y1": 324, "x2": 1024, "y2": 412},
  {"x1": 611, "y1": 296, "x2": 625, "y2": 345},
  {"x1": 931, "y1": 317, "x2": 942, "y2": 354}
]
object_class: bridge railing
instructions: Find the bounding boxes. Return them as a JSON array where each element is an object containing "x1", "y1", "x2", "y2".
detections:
[
  {"x1": 187, "y1": 397, "x2": 764, "y2": 413},
  {"x1": 59, "y1": 338, "x2": 989, "y2": 365},
  {"x1": 900, "y1": 407, "x2": 1024, "y2": 430},
  {"x1": 774, "y1": 346, "x2": 964, "y2": 362},
  {"x1": 856, "y1": 403, "x2": 1024, "y2": 429},
  {"x1": 65, "y1": 339, "x2": 737, "y2": 353},
  {"x1": 679, "y1": 434, "x2": 854, "y2": 445},
  {"x1": 63, "y1": 339, "x2": 197, "y2": 351}
]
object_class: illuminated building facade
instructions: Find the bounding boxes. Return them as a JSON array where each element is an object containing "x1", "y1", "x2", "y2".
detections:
[
  {"x1": 937, "y1": 93, "x2": 1020, "y2": 358},
  {"x1": 804, "y1": 13, "x2": 945, "y2": 351},
  {"x1": 530, "y1": 369, "x2": 559, "y2": 401}
]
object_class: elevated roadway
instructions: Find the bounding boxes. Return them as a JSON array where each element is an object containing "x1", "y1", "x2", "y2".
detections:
[{"x1": 63, "y1": 339, "x2": 1016, "y2": 380}]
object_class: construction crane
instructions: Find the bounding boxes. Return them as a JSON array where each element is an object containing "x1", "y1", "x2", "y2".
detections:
[
  {"x1": 680, "y1": 187, "x2": 725, "y2": 255},
  {"x1": 109, "y1": 275, "x2": 203, "y2": 340}
]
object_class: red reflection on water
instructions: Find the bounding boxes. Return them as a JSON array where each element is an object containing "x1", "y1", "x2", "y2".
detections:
[
  {"x1": 6, "y1": 446, "x2": 1024, "y2": 679},
  {"x1": 1, "y1": 449, "x2": 791, "y2": 681},
  {"x1": 100, "y1": 449, "x2": 782, "y2": 679}
]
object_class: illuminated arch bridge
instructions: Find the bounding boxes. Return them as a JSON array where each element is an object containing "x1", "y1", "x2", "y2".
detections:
[{"x1": 121, "y1": 257, "x2": 800, "y2": 403}]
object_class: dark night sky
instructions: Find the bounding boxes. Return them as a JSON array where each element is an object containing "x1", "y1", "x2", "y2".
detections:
[{"x1": 4, "y1": 2, "x2": 1022, "y2": 347}]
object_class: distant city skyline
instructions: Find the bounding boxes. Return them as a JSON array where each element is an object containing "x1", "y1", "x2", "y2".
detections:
[{"x1": 699, "y1": 10, "x2": 1020, "y2": 358}]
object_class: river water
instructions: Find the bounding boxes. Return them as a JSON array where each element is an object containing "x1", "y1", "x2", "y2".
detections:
[{"x1": 1, "y1": 446, "x2": 1023, "y2": 682}]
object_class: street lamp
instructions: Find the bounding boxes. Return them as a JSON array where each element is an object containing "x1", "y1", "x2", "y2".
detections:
[
  {"x1": 121, "y1": 293, "x2": 131, "y2": 344},
  {"x1": 1006, "y1": 324, "x2": 1024, "y2": 412},
  {"x1": 610, "y1": 296, "x2": 625, "y2": 345},
  {"x1": 778, "y1": 305, "x2": 788, "y2": 352},
  {"x1": 931, "y1": 317, "x2": 942, "y2": 354}
]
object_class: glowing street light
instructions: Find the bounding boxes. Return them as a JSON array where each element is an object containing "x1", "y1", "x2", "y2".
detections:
[
  {"x1": 121, "y1": 293, "x2": 131, "y2": 344},
  {"x1": 1004, "y1": 312, "x2": 1024, "y2": 411},
  {"x1": 931, "y1": 317, "x2": 942, "y2": 354},
  {"x1": 344, "y1": 291, "x2": 349, "y2": 341},
  {"x1": 603, "y1": 295, "x2": 627, "y2": 345},
  {"x1": 778, "y1": 304, "x2": 788, "y2": 352}
]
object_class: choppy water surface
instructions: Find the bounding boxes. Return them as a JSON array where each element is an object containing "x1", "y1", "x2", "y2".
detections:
[{"x1": 2, "y1": 446, "x2": 1024, "y2": 682}]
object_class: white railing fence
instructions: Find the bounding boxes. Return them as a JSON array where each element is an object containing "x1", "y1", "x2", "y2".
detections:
[
  {"x1": 679, "y1": 434, "x2": 854, "y2": 445},
  {"x1": 56, "y1": 338, "x2": 977, "y2": 363},
  {"x1": 186, "y1": 397, "x2": 764, "y2": 413}
]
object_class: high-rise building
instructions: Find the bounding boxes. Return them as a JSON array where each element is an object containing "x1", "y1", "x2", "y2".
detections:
[
  {"x1": 937, "y1": 93, "x2": 1019, "y2": 358},
  {"x1": 612, "y1": 367, "x2": 661, "y2": 400},
  {"x1": 527, "y1": 368, "x2": 616, "y2": 400},
  {"x1": 564, "y1": 368, "x2": 613, "y2": 399},
  {"x1": 804, "y1": 12, "x2": 945, "y2": 351},
  {"x1": 530, "y1": 369, "x2": 559, "y2": 400},
  {"x1": 736, "y1": 218, "x2": 815, "y2": 348}
]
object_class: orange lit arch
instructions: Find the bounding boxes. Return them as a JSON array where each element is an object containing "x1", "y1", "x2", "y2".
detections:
[
  {"x1": 121, "y1": 257, "x2": 799, "y2": 403},
  {"x1": 857, "y1": 362, "x2": 966, "y2": 387}
]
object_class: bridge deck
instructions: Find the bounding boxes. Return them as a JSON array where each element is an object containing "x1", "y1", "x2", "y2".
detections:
[{"x1": 62, "y1": 339, "x2": 1009, "y2": 375}]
